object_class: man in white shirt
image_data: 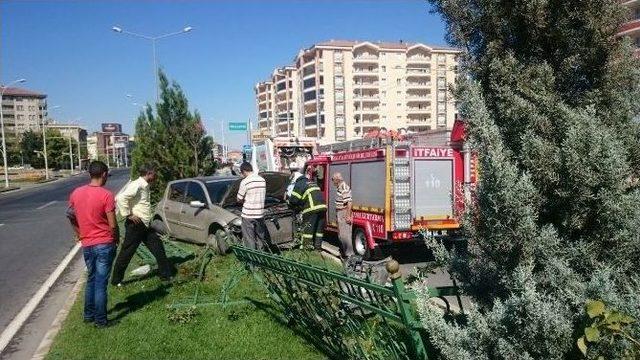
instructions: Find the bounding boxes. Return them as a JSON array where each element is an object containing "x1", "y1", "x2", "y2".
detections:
[
  {"x1": 237, "y1": 162, "x2": 268, "y2": 250},
  {"x1": 111, "y1": 164, "x2": 175, "y2": 286}
]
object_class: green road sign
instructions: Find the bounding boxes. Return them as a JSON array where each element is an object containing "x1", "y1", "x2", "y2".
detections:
[{"x1": 228, "y1": 122, "x2": 248, "y2": 131}]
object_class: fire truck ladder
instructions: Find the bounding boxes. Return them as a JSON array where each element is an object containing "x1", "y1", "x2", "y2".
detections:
[
  {"x1": 318, "y1": 137, "x2": 390, "y2": 153},
  {"x1": 391, "y1": 141, "x2": 412, "y2": 230}
]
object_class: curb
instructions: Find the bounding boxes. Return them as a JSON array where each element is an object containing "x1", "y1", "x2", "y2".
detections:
[
  {"x1": 0, "y1": 186, "x2": 20, "y2": 193},
  {"x1": 31, "y1": 275, "x2": 85, "y2": 360},
  {"x1": 0, "y1": 244, "x2": 80, "y2": 354}
]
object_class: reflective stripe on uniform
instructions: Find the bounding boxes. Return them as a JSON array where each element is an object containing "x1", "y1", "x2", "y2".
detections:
[
  {"x1": 302, "y1": 186, "x2": 321, "y2": 199},
  {"x1": 290, "y1": 191, "x2": 303, "y2": 199},
  {"x1": 315, "y1": 233, "x2": 324, "y2": 237},
  {"x1": 301, "y1": 204, "x2": 327, "y2": 215},
  {"x1": 301, "y1": 234, "x2": 313, "y2": 239}
]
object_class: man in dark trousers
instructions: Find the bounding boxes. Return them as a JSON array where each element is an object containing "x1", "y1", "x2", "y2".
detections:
[
  {"x1": 67, "y1": 161, "x2": 118, "y2": 327},
  {"x1": 288, "y1": 167, "x2": 327, "y2": 250},
  {"x1": 111, "y1": 164, "x2": 175, "y2": 286}
]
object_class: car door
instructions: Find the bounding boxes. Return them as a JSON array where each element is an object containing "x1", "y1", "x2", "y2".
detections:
[
  {"x1": 181, "y1": 181, "x2": 211, "y2": 243},
  {"x1": 163, "y1": 181, "x2": 188, "y2": 239}
]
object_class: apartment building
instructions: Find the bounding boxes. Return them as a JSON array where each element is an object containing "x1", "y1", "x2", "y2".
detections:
[
  {"x1": 619, "y1": 0, "x2": 640, "y2": 57},
  {"x1": 255, "y1": 40, "x2": 461, "y2": 143},
  {"x1": 47, "y1": 123, "x2": 87, "y2": 143},
  {"x1": 1, "y1": 87, "x2": 47, "y2": 139}
]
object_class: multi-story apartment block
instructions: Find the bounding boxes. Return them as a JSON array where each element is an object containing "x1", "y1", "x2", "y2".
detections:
[
  {"x1": 255, "y1": 40, "x2": 461, "y2": 143},
  {"x1": 1, "y1": 87, "x2": 47, "y2": 141},
  {"x1": 619, "y1": 0, "x2": 640, "y2": 57}
]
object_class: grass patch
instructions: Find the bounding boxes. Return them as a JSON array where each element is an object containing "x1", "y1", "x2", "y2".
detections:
[{"x1": 46, "y1": 243, "x2": 332, "y2": 360}]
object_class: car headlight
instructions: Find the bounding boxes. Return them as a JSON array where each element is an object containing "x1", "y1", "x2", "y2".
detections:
[{"x1": 230, "y1": 217, "x2": 242, "y2": 229}]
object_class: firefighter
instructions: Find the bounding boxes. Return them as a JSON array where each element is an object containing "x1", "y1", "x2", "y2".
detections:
[{"x1": 288, "y1": 166, "x2": 327, "y2": 250}]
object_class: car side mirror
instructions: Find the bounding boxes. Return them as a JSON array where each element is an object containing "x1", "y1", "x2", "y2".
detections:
[{"x1": 190, "y1": 200, "x2": 206, "y2": 208}]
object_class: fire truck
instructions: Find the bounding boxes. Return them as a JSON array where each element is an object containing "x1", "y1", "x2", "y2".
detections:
[
  {"x1": 253, "y1": 137, "x2": 318, "y2": 172},
  {"x1": 305, "y1": 120, "x2": 476, "y2": 259}
]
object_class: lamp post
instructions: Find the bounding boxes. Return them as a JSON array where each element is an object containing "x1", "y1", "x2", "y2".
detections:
[
  {"x1": 42, "y1": 105, "x2": 61, "y2": 180},
  {"x1": 112, "y1": 26, "x2": 193, "y2": 102},
  {"x1": 1, "y1": 78, "x2": 27, "y2": 188}
]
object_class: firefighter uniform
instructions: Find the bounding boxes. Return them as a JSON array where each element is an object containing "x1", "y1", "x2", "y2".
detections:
[{"x1": 288, "y1": 176, "x2": 327, "y2": 250}]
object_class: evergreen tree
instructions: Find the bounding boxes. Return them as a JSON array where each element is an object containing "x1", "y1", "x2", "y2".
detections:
[
  {"x1": 130, "y1": 70, "x2": 215, "y2": 202},
  {"x1": 418, "y1": 1, "x2": 640, "y2": 358}
]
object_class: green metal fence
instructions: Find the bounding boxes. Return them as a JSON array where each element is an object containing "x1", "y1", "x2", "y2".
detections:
[{"x1": 231, "y1": 245, "x2": 461, "y2": 360}]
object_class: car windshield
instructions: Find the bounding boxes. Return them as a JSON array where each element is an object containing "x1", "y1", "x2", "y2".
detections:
[{"x1": 205, "y1": 179, "x2": 236, "y2": 204}]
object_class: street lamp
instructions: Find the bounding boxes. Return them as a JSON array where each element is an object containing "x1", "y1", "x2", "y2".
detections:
[
  {"x1": 1, "y1": 78, "x2": 27, "y2": 188},
  {"x1": 112, "y1": 25, "x2": 193, "y2": 102}
]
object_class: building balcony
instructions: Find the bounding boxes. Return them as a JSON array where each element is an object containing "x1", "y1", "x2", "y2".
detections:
[
  {"x1": 354, "y1": 81, "x2": 379, "y2": 88},
  {"x1": 406, "y1": 81, "x2": 431, "y2": 89},
  {"x1": 406, "y1": 68, "x2": 431, "y2": 76},
  {"x1": 406, "y1": 107, "x2": 431, "y2": 114},
  {"x1": 352, "y1": 54, "x2": 379, "y2": 63},
  {"x1": 353, "y1": 68, "x2": 379, "y2": 76},
  {"x1": 353, "y1": 95, "x2": 380, "y2": 102},
  {"x1": 356, "y1": 107, "x2": 380, "y2": 114},
  {"x1": 407, "y1": 55, "x2": 431, "y2": 64},
  {"x1": 406, "y1": 95, "x2": 431, "y2": 102}
]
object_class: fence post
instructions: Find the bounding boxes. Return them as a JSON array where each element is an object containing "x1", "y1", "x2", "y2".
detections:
[{"x1": 386, "y1": 259, "x2": 428, "y2": 360}]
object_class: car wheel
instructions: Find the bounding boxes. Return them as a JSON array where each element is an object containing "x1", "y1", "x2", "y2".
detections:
[
  {"x1": 208, "y1": 230, "x2": 230, "y2": 255},
  {"x1": 150, "y1": 218, "x2": 167, "y2": 235}
]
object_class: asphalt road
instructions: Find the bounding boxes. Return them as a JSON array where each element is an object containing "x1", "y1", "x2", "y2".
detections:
[{"x1": 0, "y1": 169, "x2": 130, "y2": 332}]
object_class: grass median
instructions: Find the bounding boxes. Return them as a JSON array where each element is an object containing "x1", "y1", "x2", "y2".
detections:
[{"x1": 46, "y1": 242, "x2": 332, "y2": 360}]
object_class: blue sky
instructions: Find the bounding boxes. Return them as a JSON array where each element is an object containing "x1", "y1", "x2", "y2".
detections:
[{"x1": 1, "y1": 0, "x2": 448, "y2": 149}]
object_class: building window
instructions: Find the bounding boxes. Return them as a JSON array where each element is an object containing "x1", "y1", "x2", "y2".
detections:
[
  {"x1": 381, "y1": 77, "x2": 386, "y2": 82},
  {"x1": 397, "y1": 91, "x2": 402, "y2": 95},
  {"x1": 303, "y1": 78, "x2": 316, "y2": 89},
  {"x1": 17, "y1": 114, "x2": 24, "y2": 120},
  {"x1": 397, "y1": 103, "x2": 402, "y2": 107},
  {"x1": 16, "y1": 105, "x2": 24, "y2": 111},
  {"x1": 396, "y1": 79, "x2": 401, "y2": 85},
  {"x1": 381, "y1": 66, "x2": 386, "y2": 72},
  {"x1": 437, "y1": 54, "x2": 446, "y2": 63}
]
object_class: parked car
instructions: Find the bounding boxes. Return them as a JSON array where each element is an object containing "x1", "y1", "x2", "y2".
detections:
[{"x1": 151, "y1": 172, "x2": 294, "y2": 253}]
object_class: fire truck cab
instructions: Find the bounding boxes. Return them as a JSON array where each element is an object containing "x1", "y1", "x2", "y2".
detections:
[{"x1": 306, "y1": 120, "x2": 475, "y2": 259}]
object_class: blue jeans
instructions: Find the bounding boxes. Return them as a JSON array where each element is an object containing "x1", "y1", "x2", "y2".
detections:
[{"x1": 83, "y1": 243, "x2": 116, "y2": 325}]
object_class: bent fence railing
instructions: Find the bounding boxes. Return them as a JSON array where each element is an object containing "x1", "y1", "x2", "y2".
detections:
[{"x1": 231, "y1": 245, "x2": 462, "y2": 360}]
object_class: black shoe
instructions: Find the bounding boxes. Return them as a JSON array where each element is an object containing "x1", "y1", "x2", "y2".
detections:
[{"x1": 95, "y1": 321, "x2": 116, "y2": 329}]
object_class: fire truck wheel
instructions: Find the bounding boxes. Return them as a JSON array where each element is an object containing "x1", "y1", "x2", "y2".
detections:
[{"x1": 352, "y1": 228, "x2": 380, "y2": 260}]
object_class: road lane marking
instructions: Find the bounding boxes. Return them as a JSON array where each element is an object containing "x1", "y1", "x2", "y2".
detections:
[
  {"x1": 0, "y1": 243, "x2": 80, "y2": 353},
  {"x1": 36, "y1": 201, "x2": 57, "y2": 210}
]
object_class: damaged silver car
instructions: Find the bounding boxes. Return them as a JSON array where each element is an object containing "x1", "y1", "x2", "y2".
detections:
[{"x1": 151, "y1": 172, "x2": 294, "y2": 253}]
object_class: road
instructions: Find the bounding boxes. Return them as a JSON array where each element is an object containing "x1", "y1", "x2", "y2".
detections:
[{"x1": 0, "y1": 169, "x2": 130, "y2": 332}]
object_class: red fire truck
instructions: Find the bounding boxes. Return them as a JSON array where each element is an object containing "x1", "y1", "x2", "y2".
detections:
[{"x1": 306, "y1": 120, "x2": 476, "y2": 259}]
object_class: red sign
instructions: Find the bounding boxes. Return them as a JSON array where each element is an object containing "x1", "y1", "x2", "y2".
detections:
[
  {"x1": 332, "y1": 149, "x2": 383, "y2": 162},
  {"x1": 412, "y1": 147, "x2": 454, "y2": 158},
  {"x1": 352, "y1": 211, "x2": 386, "y2": 238}
]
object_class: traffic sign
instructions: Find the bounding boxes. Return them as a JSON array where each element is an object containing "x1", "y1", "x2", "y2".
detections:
[{"x1": 228, "y1": 122, "x2": 248, "y2": 131}]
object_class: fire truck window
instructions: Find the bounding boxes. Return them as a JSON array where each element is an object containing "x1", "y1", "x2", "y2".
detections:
[{"x1": 315, "y1": 166, "x2": 326, "y2": 191}]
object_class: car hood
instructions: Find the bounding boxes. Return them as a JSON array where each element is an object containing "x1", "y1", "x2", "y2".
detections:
[{"x1": 220, "y1": 172, "x2": 290, "y2": 208}]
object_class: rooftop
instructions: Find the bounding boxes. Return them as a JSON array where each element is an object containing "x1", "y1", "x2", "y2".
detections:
[
  {"x1": 315, "y1": 39, "x2": 461, "y2": 52},
  {"x1": 0, "y1": 86, "x2": 46, "y2": 98}
]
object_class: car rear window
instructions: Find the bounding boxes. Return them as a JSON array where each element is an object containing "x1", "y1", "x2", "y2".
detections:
[{"x1": 205, "y1": 180, "x2": 236, "y2": 204}]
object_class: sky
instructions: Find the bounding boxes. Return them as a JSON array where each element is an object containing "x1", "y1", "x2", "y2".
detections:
[{"x1": 1, "y1": 0, "x2": 449, "y2": 149}]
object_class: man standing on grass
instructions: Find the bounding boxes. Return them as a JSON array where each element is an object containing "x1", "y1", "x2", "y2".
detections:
[
  {"x1": 67, "y1": 161, "x2": 118, "y2": 328},
  {"x1": 111, "y1": 164, "x2": 175, "y2": 286},
  {"x1": 237, "y1": 162, "x2": 268, "y2": 250}
]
